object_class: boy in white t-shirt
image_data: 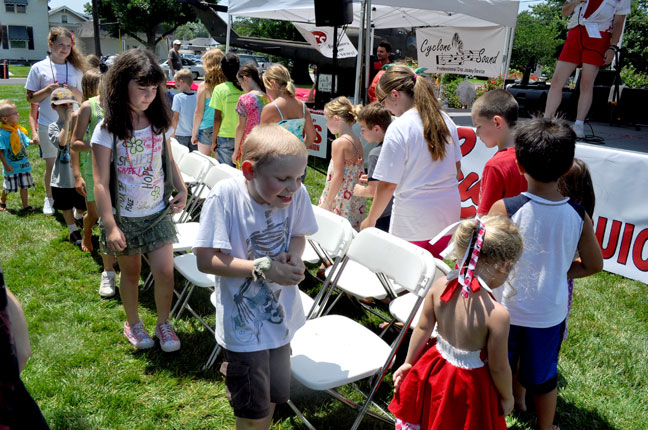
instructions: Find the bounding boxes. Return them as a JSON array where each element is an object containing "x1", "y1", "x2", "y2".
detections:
[
  {"x1": 194, "y1": 124, "x2": 317, "y2": 429},
  {"x1": 170, "y1": 69, "x2": 197, "y2": 151}
]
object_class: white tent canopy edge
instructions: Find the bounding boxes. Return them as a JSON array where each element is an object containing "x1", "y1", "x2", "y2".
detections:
[{"x1": 227, "y1": 0, "x2": 520, "y2": 101}]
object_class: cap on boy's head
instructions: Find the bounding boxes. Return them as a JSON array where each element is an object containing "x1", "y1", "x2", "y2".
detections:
[
  {"x1": 514, "y1": 117, "x2": 575, "y2": 183},
  {"x1": 173, "y1": 40, "x2": 181, "y2": 46},
  {"x1": 51, "y1": 87, "x2": 79, "y2": 107}
]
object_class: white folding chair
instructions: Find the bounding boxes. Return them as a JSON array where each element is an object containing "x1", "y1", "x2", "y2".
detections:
[
  {"x1": 170, "y1": 137, "x2": 189, "y2": 164},
  {"x1": 301, "y1": 206, "x2": 355, "y2": 318},
  {"x1": 288, "y1": 228, "x2": 439, "y2": 430},
  {"x1": 181, "y1": 163, "x2": 239, "y2": 223},
  {"x1": 171, "y1": 253, "x2": 220, "y2": 369}
]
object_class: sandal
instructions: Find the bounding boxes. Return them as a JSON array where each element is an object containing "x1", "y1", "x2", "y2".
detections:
[
  {"x1": 0, "y1": 202, "x2": 6, "y2": 211},
  {"x1": 21, "y1": 205, "x2": 36, "y2": 212}
]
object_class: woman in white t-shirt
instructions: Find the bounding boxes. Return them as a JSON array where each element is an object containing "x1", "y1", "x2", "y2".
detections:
[
  {"x1": 544, "y1": 0, "x2": 630, "y2": 138},
  {"x1": 360, "y1": 65, "x2": 462, "y2": 258},
  {"x1": 91, "y1": 48, "x2": 187, "y2": 353},
  {"x1": 25, "y1": 27, "x2": 86, "y2": 215}
]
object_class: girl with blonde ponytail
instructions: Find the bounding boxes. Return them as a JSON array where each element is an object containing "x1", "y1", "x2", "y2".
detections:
[
  {"x1": 359, "y1": 65, "x2": 463, "y2": 258},
  {"x1": 260, "y1": 64, "x2": 315, "y2": 149}
]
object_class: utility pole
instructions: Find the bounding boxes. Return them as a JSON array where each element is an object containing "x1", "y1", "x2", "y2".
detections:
[{"x1": 92, "y1": 0, "x2": 102, "y2": 56}]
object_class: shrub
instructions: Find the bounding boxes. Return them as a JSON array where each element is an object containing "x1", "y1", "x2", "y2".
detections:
[{"x1": 620, "y1": 64, "x2": 648, "y2": 88}]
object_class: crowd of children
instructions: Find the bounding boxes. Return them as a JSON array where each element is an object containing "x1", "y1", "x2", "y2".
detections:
[{"x1": 2, "y1": 30, "x2": 607, "y2": 430}]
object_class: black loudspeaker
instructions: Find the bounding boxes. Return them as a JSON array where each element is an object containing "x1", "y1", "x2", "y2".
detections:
[{"x1": 315, "y1": 0, "x2": 353, "y2": 27}]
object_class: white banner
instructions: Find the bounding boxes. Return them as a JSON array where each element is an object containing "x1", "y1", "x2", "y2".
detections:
[
  {"x1": 308, "y1": 109, "x2": 328, "y2": 158},
  {"x1": 416, "y1": 26, "x2": 506, "y2": 77},
  {"x1": 294, "y1": 23, "x2": 358, "y2": 59},
  {"x1": 457, "y1": 126, "x2": 648, "y2": 285}
]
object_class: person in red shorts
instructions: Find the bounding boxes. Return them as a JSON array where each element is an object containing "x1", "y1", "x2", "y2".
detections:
[{"x1": 544, "y1": 0, "x2": 630, "y2": 138}]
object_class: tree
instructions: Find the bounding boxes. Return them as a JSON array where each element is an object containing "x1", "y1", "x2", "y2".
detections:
[
  {"x1": 622, "y1": 0, "x2": 648, "y2": 73},
  {"x1": 174, "y1": 21, "x2": 210, "y2": 41},
  {"x1": 511, "y1": 0, "x2": 566, "y2": 72},
  {"x1": 86, "y1": 0, "x2": 198, "y2": 52},
  {"x1": 511, "y1": 10, "x2": 563, "y2": 72},
  {"x1": 233, "y1": 18, "x2": 304, "y2": 42}
]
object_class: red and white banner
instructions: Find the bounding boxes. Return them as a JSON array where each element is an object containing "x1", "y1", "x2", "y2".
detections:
[
  {"x1": 457, "y1": 127, "x2": 648, "y2": 284},
  {"x1": 308, "y1": 110, "x2": 328, "y2": 159}
]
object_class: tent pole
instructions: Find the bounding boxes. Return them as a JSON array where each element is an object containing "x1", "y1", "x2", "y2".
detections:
[
  {"x1": 353, "y1": 0, "x2": 367, "y2": 103},
  {"x1": 364, "y1": 0, "x2": 373, "y2": 100},
  {"x1": 225, "y1": 13, "x2": 231, "y2": 53},
  {"x1": 503, "y1": 26, "x2": 515, "y2": 85}
]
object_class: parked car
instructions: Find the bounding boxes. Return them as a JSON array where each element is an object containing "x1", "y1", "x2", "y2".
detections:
[
  {"x1": 238, "y1": 54, "x2": 260, "y2": 71},
  {"x1": 182, "y1": 54, "x2": 203, "y2": 64},
  {"x1": 159, "y1": 57, "x2": 204, "y2": 79},
  {"x1": 254, "y1": 55, "x2": 273, "y2": 73}
]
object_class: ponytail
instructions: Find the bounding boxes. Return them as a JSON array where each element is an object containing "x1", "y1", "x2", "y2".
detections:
[{"x1": 377, "y1": 65, "x2": 450, "y2": 161}]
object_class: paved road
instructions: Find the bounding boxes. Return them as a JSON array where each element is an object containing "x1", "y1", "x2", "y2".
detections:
[{"x1": 0, "y1": 77, "x2": 26, "y2": 86}]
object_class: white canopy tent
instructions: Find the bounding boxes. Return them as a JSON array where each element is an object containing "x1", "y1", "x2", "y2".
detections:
[{"x1": 227, "y1": 0, "x2": 520, "y2": 100}]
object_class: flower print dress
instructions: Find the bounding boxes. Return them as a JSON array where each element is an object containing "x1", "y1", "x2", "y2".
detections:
[{"x1": 318, "y1": 136, "x2": 365, "y2": 230}]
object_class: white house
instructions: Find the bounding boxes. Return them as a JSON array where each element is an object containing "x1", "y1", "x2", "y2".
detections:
[
  {"x1": 48, "y1": 5, "x2": 89, "y2": 33},
  {"x1": 0, "y1": 0, "x2": 49, "y2": 62}
]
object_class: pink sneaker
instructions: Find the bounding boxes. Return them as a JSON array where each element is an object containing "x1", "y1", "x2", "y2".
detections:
[
  {"x1": 155, "y1": 320, "x2": 181, "y2": 352},
  {"x1": 124, "y1": 321, "x2": 154, "y2": 350}
]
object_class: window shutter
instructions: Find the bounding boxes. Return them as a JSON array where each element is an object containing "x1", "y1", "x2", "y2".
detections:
[
  {"x1": 27, "y1": 26, "x2": 33, "y2": 49},
  {"x1": 1, "y1": 26, "x2": 8, "y2": 50}
]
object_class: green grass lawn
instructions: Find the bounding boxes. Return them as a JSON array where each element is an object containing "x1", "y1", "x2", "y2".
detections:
[
  {"x1": 2, "y1": 85, "x2": 646, "y2": 429},
  {"x1": 8, "y1": 65, "x2": 31, "y2": 78}
]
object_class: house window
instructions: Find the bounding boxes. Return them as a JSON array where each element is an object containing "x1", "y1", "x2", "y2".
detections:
[
  {"x1": 7, "y1": 25, "x2": 30, "y2": 49},
  {"x1": 61, "y1": 14, "x2": 68, "y2": 23},
  {"x1": 16, "y1": 4, "x2": 25, "y2": 12},
  {"x1": 5, "y1": 4, "x2": 14, "y2": 12}
]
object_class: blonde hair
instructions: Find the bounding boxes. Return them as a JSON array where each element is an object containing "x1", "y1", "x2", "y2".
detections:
[
  {"x1": 48, "y1": 27, "x2": 87, "y2": 72},
  {"x1": 243, "y1": 124, "x2": 308, "y2": 169},
  {"x1": 174, "y1": 68, "x2": 194, "y2": 85},
  {"x1": 81, "y1": 69, "x2": 102, "y2": 101},
  {"x1": 263, "y1": 64, "x2": 296, "y2": 97},
  {"x1": 0, "y1": 100, "x2": 16, "y2": 119},
  {"x1": 451, "y1": 216, "x2": 523, "y2": 267},
  {"x1": 376, "y1": 65, "x2": 449, "y2": 161},
  {"x1": 354, "y1": 102, "x2": 391, "y2": 132},
  {"x1": 202, "y1": 48, "x2": 225, "y2": 93},
  {"x1": 324, "y1": 96, "x2": 356, "y2": 124}
]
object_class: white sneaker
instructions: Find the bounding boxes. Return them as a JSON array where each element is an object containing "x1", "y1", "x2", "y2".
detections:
[
  {"x1": 43, "y1": 197, "x2": 55, "y2": 215},
  {"x1": 99, "y1": 271, "x2": 116, "y2": 298},
  {"x1": 74, "y1": 208, "x2": 84, "y2": 220},
  {"x1": 573, "y1": 122, "x2": 585, "y2": 139}
]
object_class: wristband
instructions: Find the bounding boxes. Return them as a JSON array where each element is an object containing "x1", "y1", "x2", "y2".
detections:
[
  {"x1": 252, "y1": 256, "x2": 272, "y2": 282},
  {"x1": 608, "y1": 45, "x2": 618, "y2": 52}
]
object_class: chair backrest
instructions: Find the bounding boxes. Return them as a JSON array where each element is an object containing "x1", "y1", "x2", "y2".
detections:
[
  {"x1": 203, "y1": 163, "x2": 239, "y2": 189},
  {"x1": 346, "y1": 227, "x2": 437, "y2": 297},
  {"x1": 170, "y1": 138, "x2": 189, "y2": 163},
  {"x1": 308, "y1": 205, "x2": 354, "y2": 259},
  {"x1": 192, "y1": 151, "x2": 220, "y2": 166},
  {"x1": 177, "y1": 151, "x2": 213, "y2": 183}
]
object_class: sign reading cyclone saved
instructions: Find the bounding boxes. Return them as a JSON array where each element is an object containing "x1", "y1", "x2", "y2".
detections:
[{"x1": 416, "y1": 26, "x2": 507, "y2": 77}]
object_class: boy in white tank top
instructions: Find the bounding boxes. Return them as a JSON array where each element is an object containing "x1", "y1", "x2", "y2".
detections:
[{"x1": 489, "y1": 117, "x2": 603, "y2": 430}]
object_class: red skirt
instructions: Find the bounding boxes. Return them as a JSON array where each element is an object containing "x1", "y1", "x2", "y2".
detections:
[{"x1": 389, "y1": 338, "x2": 507, "y2": 430}]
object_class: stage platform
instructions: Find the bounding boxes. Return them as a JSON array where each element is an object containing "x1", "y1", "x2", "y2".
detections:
[{"x1": 446, "y1": 109, "x2": 648, "y2": 155}]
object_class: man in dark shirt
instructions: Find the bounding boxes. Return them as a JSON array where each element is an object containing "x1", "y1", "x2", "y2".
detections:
[{"x1": 167, "y1": 40, "x2": 183, "y2": 80}]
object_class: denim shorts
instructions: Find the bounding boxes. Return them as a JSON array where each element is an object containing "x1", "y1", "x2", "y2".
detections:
[
  {"x1": 216, "y1": 136, "x2": 235, "y2": 167},
  {"x1": 220, "y1": 344, "x2": 291, "y2": 420},
  {"x1": 99, "y1": 208, "x2": 177, "y2": 256},
  {"x1": 197, "y1": 128, "x2": 213, "y2": 147},
  {"x1": 508, "y1": 320, "x2": 566, "y2": 394}
]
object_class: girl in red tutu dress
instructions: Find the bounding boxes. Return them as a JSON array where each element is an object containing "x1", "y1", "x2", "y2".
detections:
[{"x1": 389, "y1": 216, "x2": 523, "y2": 430}]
